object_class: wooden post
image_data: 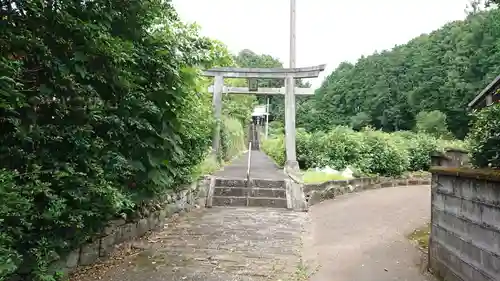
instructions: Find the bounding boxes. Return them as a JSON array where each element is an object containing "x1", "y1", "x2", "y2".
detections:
[
  {"x1": 212, "y1": 75, "x2": 224, "y2": 157},
  {"x1": 486, "y1": 93, "x2": 493, "y2": 106}
]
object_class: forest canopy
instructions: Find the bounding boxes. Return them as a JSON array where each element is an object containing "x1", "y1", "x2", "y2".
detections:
[{"x1": 295, "y1": 6, "x2": 500, "y2": 139}]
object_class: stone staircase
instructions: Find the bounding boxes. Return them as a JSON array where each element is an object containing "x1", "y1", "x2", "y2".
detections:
[{"x1": 209, "y1": 178, "x2": 288, "y2": 208}]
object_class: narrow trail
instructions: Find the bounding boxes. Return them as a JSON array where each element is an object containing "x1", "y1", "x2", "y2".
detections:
[{"x1": 304, "y1": 185, "x2": 434, "y2": 281}]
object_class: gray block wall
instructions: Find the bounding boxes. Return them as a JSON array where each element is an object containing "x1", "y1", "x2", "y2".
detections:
[{"x1": 429, "y1": 170, "x2": 500, "y2": 281}]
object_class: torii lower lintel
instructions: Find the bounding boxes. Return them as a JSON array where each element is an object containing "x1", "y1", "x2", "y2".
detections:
[{"x1": 207, "y1": 86, "x2": 315, "y2": 96}]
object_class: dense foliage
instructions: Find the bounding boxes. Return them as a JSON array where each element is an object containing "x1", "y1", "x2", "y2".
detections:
[
  {"x1": 262, "y1": 123, "x2": 466, "y2": 176},
  {"x1": 467, "y1": 103, "x2": 500, "y2": 168},
  {"x1": 0, "y1": 1, "x2": 234, "y2": 279},
  {"x1": 234, "y1": 49, "x2": 312, "y2": 122},
  {"x1": 298, "y1": 7, "x2": 500, "y2": 139}
]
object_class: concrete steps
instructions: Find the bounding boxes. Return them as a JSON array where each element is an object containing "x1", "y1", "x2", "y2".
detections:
[
  {"x1": 210, "y1": 178, "x2": 288, "y2": 209},
  {"x1": 212, "y1": 196, "x2": 288, "y2": 208}
]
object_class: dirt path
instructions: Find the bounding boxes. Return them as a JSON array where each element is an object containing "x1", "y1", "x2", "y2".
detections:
[{"x1": 304, "y1": 185, "x2": 434, "y2": 281}]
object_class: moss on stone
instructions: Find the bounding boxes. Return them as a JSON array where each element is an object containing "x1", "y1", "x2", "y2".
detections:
[{"x1": 430, "y1": 166, "x2": 500, "y2": 183}]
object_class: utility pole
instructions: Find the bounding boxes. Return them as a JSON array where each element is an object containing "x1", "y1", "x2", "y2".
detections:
[{"x1": 285, "y1": 0, "x2": 299, "y2": 170}]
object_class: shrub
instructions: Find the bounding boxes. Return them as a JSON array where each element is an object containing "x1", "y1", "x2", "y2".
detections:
[
  {"x1": 359, "y1": 130, "x2": 410, "y2": 176},
  {"x1": 261, "y1": 135, "x2": 286, "y2": 167},
  {"x1": 263, "y1": 126, "x2": 464, "y2": 177},
  {"x1": 220, "y1": 116, "x2": 247, "y2": 161},
  {"x1": 312, "y1": 127, "x2": 365, "y2": 170},
  {"x1": 467, "y1": 103, "x2": 500, "y2": 168},
  {"x1": 394, "y1": 132, "x2": 439, "y2": 171},
  {"x1": 268, "y1": 121, "x2": 285, "y2": 137},
  {"x1": 0, "y1": 1, "x2": 226, "y2": 279}
]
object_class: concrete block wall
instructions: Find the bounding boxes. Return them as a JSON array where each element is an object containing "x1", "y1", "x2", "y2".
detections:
[{"x1": 429, "y1": 168, "x2": 500, "y2": 281}]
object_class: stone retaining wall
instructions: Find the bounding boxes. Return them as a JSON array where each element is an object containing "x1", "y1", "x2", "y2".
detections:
[
  {"x1": 304, "y1": 175, "x2": 431, "y2": 206},
  {"x1": 50, "y1": 177, "x2": 210, "y2": 277},
  {"x1": 429, "y1": 167, "x2": 500, "y2": 281}
]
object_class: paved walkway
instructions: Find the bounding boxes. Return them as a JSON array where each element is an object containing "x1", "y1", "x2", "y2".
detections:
[
  {"x1": 75, "y1": 208, "x2": 307, "y2": 281},
  {"x1": 214, "y1": 151, "x2": 286, "y2": 180},
  {"x1": 304, "y1": 185, "x2": 434, "y2": 281},
  {"x1": 74, "y1": 185, "x2": 433, "y2": 281}
]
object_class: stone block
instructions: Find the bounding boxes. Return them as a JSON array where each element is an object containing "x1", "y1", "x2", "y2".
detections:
[
  {"x1": 460, "y1": 199, "x2": 482, "y2": 224},
  {"x1": 212, "y1": 196, "x2": 247, "y2": 207},
  {"x1": 99, "y1": 233, "x2": 116, "y2": 257},
  {"x1": 480, "y1": 204, "x2": 500, "y2": 229},
  {"x1": 79, "y1": 240, "x2": 100, "y2": 266},
  {"x1": 466, "y1": 223, "x2": 496, "y2": 252},
  {"x1": 381, "y1": 182, "x2": 393, "y2": 188},
  {"x1": 436, "y1": 176, "x2": 454, "y2": 194},
  {"x1": 248, "y1": 197, "x2": 287, "y2": 208},
  {"x1": 159, "y1": 209, "x2": 167, "y2": 222},
  {"x1": 396, "y1": 179, "x2": 408, "y2": 186},
  {"x1": 252, "y1": 179, "x2": 286, "y2": 189},
  {"x1": 491, "y1": 231, "x2": 500, "y2": 256},
  {"x1": 472, "y1": 269, "x2": 494, "y2": 281},
  {"x1": 480, "y1": 249, "x2": 500, "y2": 277},
  {"x1": 65, "y1": 248, "x2": 80, "y2": 269},
  {"x1": 419, "y1": 179, "x2": 431, "y2": 185},
  {"x1": 136, "y1": 218, "x2": 150, "y2": 236},
  {"x1": 408, "y1": 179, "x2": 419, "y2": 185},
  {"x1": 460, "y1": 239, "x2": 482, "y2": 265},
  {"x1": 308, "y1": 191, "x2": 322, "y2": 206},
  {"x1": 104, "y1": 219, "x2": 125, "y2": 235},
  {"x1": 444, "y1": 196, "x2": 461, "y2": 215},
  {"x1": 148, "y1": 212, "x2": 160, "y2": 230},
  {"x1": 433, "y1": 193, "x2": 446, "y2": 210},
  {"x1": 196, "y1": 197, "x2": 206, "y2": 207},
  {"x1": 117, "y1": 223, "x2": 137, "y2": 243}
]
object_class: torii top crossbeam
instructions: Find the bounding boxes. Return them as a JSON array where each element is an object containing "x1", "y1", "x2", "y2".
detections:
[{"x1": 203, "y1": 64, "x2": 326, "y2": 79}]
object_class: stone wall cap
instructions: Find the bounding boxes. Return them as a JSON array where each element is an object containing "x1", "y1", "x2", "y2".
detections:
[
  {"x1": 430, "y1": 166, "x2": 500, "y2": 182},
  {"x1": 444, "y1": 147, "x2": 469, "y2": 153}
]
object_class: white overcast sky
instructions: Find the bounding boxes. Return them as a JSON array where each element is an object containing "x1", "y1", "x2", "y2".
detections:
[{"x1": 172, "y1": 0, "x2": 471, "y2": 87}]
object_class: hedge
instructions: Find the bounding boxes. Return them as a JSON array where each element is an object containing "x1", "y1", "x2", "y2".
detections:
[
  {"x1": 0, "y1": 2, "x2": 233, "y2": 280},
  {"x1": 262, "y1": 125, "x2": 466, "y2": 176},
  {"x1": 467, "y1": 103, "x2": 500, "y2": 168}
]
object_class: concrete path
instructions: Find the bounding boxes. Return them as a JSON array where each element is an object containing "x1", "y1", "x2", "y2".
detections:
[
  {"x1": 304, "y1": 185, "x2": 434, "y2": 281},
  {"x1": 75, "y1": 207, "x2": 307, "y2": 281},
  {"x1": 214, "y1": 151, "x2": 286, "y2": 181}
]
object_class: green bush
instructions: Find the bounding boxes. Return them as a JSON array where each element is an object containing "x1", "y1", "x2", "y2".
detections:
[
  {"x1": 394, "y1": 132, "x2": 439, "y2": 171},
  {"x1": 262, "y1": 126, "x2": 465, "y2": 177},
  {"x1": 261, "y1": 135, "x2": 286, "y2": 167},
  {"x1": 467, "y1": 103, "x2": 500, "y2": 168},
  {"x1": 359, "y1": 130, "x2": 410, "y2": 176},
  {"x1": 220, "y1": 116, "x2": 247, "y2": 161},
  {"x1": 0, "y1": 2, "x2": 226, "y2": 280}
]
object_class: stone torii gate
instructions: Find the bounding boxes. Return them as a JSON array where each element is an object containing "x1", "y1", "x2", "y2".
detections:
[{"x1": 203, "y1": 64, "x2": 325, "y2": 170}]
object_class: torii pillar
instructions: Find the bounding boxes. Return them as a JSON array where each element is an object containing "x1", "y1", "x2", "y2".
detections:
[{"x1": 203, "y1": 65, "x2": 326, "y2": 170}]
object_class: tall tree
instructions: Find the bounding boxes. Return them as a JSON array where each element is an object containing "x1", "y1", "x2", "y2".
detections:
[{"x1": 299, "y1": 7, "x2": 500, "y2": 139}]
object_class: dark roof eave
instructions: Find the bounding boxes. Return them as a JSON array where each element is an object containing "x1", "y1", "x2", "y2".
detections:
[{"x1": 468, "y1": 74, "x2": 500, "y2": 108}]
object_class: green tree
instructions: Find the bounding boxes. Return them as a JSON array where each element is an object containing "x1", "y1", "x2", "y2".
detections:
[
  {"x1": 415, "y1": 111, "x2": 452, "y2": 138},
  {"x1": 298, "y1": 7, "x2": 500, "y2": 139},
  {"x1": 0, "y1": 1, "x2": 229, "y2": 279}
]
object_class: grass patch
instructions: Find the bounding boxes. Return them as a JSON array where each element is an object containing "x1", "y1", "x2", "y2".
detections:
[
  {"x1": 408, "y1": 223, "x2": 430, "y2": 252},
  {"x1": 302, "y1": 171, "x2": 348, "y2": 184}
]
